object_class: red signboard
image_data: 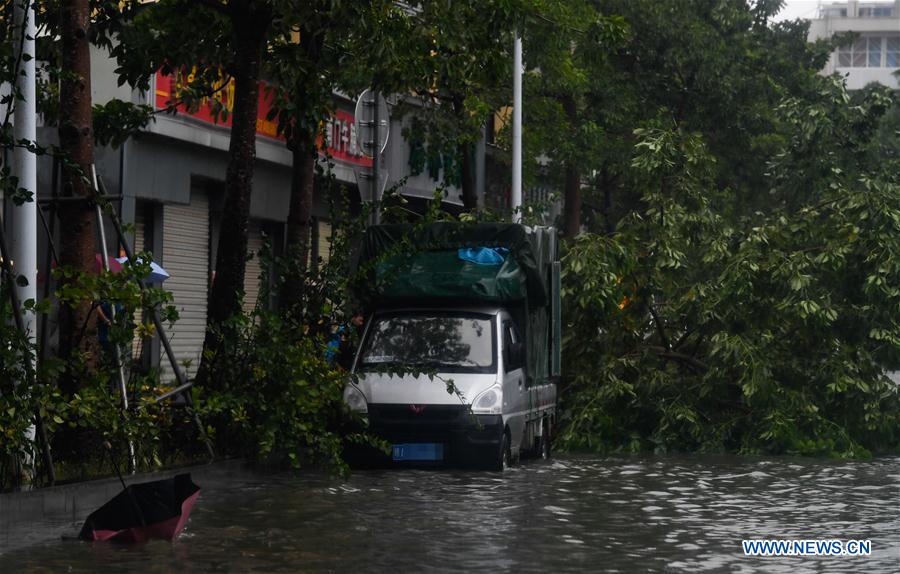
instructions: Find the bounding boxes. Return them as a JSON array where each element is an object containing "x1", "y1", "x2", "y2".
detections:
[
  {"x1": 323, "y1": 109, "x2": 373, "y2": 167},
  {"x1": 154, "y1": 71, "x2": 372, "y2": 167}
]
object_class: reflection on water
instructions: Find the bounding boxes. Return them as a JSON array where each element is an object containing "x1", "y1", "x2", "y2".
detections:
[{"x1": 2, "y1": 455, "x2": 898, "y2": 572}]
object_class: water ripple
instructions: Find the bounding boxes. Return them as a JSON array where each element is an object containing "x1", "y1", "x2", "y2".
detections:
[{"x1": 1, "y1": 454, "x2": 898, "y2": 572}]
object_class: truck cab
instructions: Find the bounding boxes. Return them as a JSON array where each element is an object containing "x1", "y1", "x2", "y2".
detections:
[{"x1": 343, "y1": 223, "x2": 560, "y2": 470}]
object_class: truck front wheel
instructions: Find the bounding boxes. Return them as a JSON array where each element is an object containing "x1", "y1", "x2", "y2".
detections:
[{"x1": 497, "y1": 431, "x2": 511, "y2": 471}]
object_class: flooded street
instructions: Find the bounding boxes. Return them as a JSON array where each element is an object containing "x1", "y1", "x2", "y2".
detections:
[{"x1": 2, "y1": 454, "x2": 898, "y2": 573}]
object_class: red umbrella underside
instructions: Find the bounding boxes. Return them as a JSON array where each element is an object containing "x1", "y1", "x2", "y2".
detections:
[{"x1": 79, "y1": 473, "x2": 200, "y2": 543}]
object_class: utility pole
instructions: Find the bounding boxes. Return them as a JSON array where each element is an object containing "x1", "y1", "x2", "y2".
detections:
[
  {"x1": 355, "y1": 89, "x2": 389, "y2": 223},
  {"x1": 372, "y1": 90, "x2": 380, "y2": 225},
  {"x1": 11, "y1": 0, "x2": 38, "y2": 445},
  {"x1": 512, "y1": 31, "x2": 523, "y2": 223}
]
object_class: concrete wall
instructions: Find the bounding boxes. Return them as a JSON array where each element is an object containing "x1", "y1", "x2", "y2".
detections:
[
  {"x1": 119, "y1": 133, "x2": 295, "y2": 223},
  {"x1": 836, "y1": 66, "x2": 900, "y2": 89},
  {"x1": 90, "y1": 44, "x2": 135, "y2": 107}
]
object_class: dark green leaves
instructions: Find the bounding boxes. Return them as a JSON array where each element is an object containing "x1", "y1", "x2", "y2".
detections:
[
  {"x1": 92, "y1": 99, "x2": 154, "y2": 148},
  {"x1": 558, "y1": 3, "x2": 900, "y2": 457}
]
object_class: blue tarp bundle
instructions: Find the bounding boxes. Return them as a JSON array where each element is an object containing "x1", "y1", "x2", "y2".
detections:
[
  {"x1": 457, "y1": 247, "x2": 509, "y2": 266},
  {"x1": 360, "y1": 223, "x2": 550, "y2": 306}
]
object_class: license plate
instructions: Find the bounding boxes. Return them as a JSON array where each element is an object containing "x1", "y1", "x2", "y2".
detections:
[{"x1": 392, "y1": 443, "x2": 444, "y2": 461}]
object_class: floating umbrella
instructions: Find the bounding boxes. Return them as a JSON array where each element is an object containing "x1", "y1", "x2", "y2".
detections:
[
  {"x1": 78, "y1": 473, "x2": 201, "y2": 543},
  {"x1": 115, "y1": 256, "x2": 170, "y2": 283}
]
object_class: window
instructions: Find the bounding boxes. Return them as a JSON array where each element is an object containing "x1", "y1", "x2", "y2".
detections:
[
  {"x1": 503, "y1": 321, "x2": 524, "y2": 372},
  {"x1": 838, "y1": 44, "x2": 852, "y2": 67},
  {"x1": 360, "y1": 312, "x2": 497, "y2": 373},
  {"x1": 887, "y1": 37, "x2": 900, "y2": 68},
  {"x1": 859, "y1": 6, "x2": 893, "y2": 17},
  {"x1": 868, "y1": 37, "x2": 882, "y2": 67},
  {"x1": 867, "y1": 38, "x2": 881, "y2": 68},
  {"x1": 854, "y1": 38, "x2": 869, "y2": 66},
  {"x1": 837, "y1": 36, "x2": 887, "y2": 68}
]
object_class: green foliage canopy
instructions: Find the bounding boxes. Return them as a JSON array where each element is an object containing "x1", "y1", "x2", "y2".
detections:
[{"x1": 561, "y1": 76, "x2": 900, "y2": 457}]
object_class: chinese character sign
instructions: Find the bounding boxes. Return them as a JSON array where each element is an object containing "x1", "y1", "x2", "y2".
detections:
[{"x1": 154, "y1": 70, "x2": 372, "y2": 167}]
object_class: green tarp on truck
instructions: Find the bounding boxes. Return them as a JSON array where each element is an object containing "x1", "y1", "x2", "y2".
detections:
[
  {"x1": 355, "y1": 222, "x2": 559, "y2": 385},
  {"x1": 358, "y1": 223, "x2": 551, "y2": 305}
]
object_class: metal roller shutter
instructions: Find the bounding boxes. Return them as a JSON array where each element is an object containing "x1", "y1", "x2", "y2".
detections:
[
  {"x1": 131, "y1": 210, "x2": 145, "y2": 360},
  {"x1": 161, "y1": 191, "x2": 209, "y2": 382},
  {"x1": 317, "y1": 220, "x2": 332, "y2": 266},
  {"x1": 243, "y1": 219, "x2": 263, "y2": 314}
]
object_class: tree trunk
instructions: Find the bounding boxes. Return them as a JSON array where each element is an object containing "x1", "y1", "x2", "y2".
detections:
[
  {"x1": 281, "y1": 135, "x2": 316, "y2": 318},
  {"x1": 452, "y1": 95, "x2": 478, "y2": 210},
  {"x1": 54, "y1": 0, "x2": 97, "y2": 465},
  {"x1": 57, "y1": 0, "x2": 97, "y2": 376},
  {"x1": 197, "y1": 0, "x2": 270, "y2": 387},
  {"x1": 279, "y1": 27, "x2": 324, "y2": 321},
  {"x1": 459, "y1": 141, "x2": 477, "y2": 210},
  {"x1": 563, "y1": 161, "x2": 581, "y2": 238},
  {"x1": 562, "y1": 94, "x2": 581, "y2": 238},
  {"x1": 601, "y1": 165, "x2": 615, "y2": 235}
]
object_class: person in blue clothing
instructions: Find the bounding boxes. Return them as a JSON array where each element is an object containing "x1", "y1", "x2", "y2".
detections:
[{"x1": 326, "y1": 310, "x2": 365, "y2": 370}]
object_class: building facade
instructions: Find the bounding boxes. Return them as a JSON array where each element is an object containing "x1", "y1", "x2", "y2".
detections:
[
  {"x1": 27, "y1": 47, "x2": 474, "y2": 382},
  {"x1": 807, "y1": 1, "x2": 900, "y2": 90}
]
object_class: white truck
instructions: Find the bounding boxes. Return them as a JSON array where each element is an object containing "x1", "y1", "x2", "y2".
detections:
[{"x1": 343, "y1": 223, "x2": 561, "y2": 470}]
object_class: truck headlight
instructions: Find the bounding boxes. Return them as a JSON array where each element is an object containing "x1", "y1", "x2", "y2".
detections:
[
  {"x1": 343, "y1": 385, "x2": 368, "y2": 413},
  {"x1": 472, "y1": 385, "x2": 501, "y2": 414}
]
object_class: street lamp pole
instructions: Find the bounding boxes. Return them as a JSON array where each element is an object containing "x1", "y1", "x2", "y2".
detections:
[
  {"x1": 512, "y1": 31, "x2": 523, "y2": 223},
  {"x1": 11, "y1": 0, "x2": 38, "y2": 450}
]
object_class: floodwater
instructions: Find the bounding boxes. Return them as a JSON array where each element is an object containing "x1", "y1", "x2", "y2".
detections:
[{"x1": 2, "y1": 455, "x2": 898, "y2": 573}]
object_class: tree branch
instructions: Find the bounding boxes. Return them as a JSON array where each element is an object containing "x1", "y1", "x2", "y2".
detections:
[
  {"x1": 673, "y1": 327, "x2": 695, "y2": 350},
  {"x1": 646, "y1": 303, "x2": 671, "y2": 350},
  {"x1": 413, "y1": 89, "x2": 456, "y2": 104},
  {"x1": 533, "y1": 12, "x2": 587, "y2": 34},
  {"x1": 647, "y1": 345, "x2": 708, "y2": 372},
  {"x1": 193, "y1": 0, "x2": 229, "y2": 16}
]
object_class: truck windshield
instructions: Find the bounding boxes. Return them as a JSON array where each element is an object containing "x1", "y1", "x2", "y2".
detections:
[{"x1": 359, "y1": 313, "x2": 496, "y2": 373}]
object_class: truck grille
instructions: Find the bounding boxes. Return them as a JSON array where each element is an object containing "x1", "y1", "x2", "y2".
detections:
[{"x1": 369, "y1": 404, "x2": 468, "y2": 424}]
